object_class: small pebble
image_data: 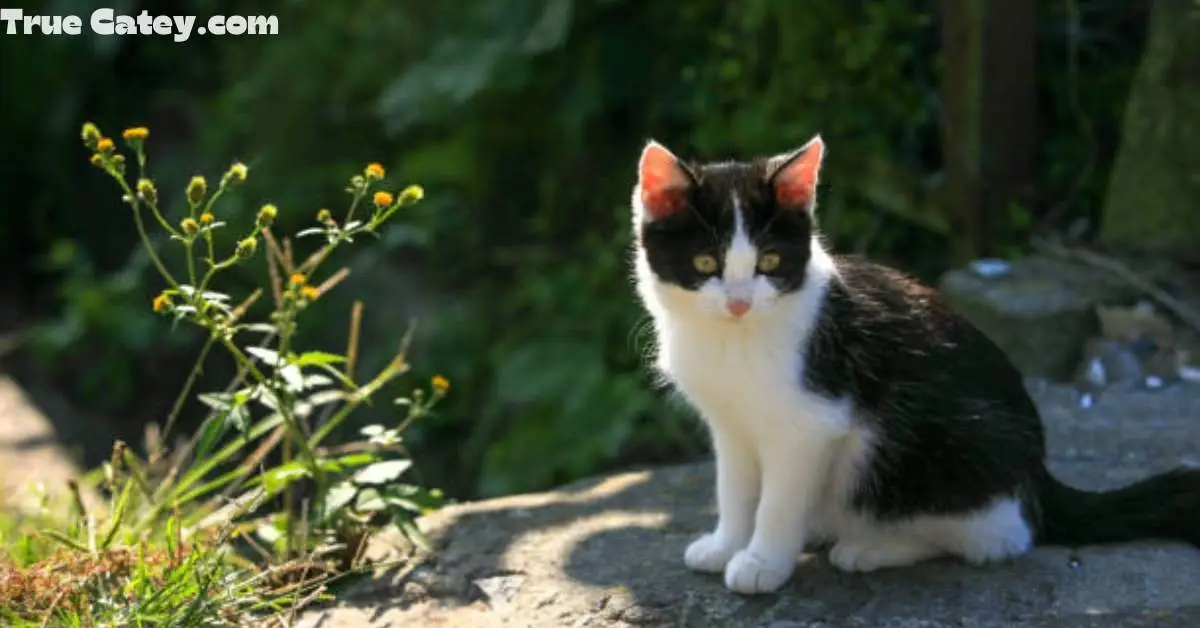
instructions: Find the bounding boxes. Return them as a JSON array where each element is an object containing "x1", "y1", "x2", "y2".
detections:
[
  {"x1": 1178, "y1": 365, "x2": 1200, "y2": 383},
  {"x1": 1077, "y1": 391, "x2": 1095, "y2": 409},
  {"x1": 969, "y1": 258, "x2": 1011, "y2": 278},
  {"x1": 1068, "y1": 555, "x2": 1082, "y2": 570},
  {"x1": 1084, "y1": 358, "x2": 1107, "y2": 387},
  {"x1": 1144, "y1": 375, "x2": 1164, "y2": 390}
]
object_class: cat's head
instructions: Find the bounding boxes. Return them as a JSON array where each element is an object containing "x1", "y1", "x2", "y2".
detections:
[{"x1": 631, "y1": 136, "x2": 827, "y2": 323}]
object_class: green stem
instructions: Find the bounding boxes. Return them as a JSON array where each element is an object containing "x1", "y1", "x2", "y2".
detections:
[
  {"x1": 161, "y1": 336, "x2": 216, "y2": 442},
  {"x1": 221, "y1": 338, "x2": 322, "y2": 480},
  {"x1": 110, "y1": 173, "x2": 177, "y2": 288},
  {"x1": 185, "y1": 241, "x2": 197, "y2": 289},
  {"x1": 145, "y1": 199, "x2": 180, "y2": 238},
  {"x1": 131, "y1": 200, "x2": 177, "y2": 288},
  {"x1": 307, "y1": 358, "x2": 406, "y2": 448}
]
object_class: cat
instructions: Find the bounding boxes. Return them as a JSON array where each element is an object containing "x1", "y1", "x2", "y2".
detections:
[{"x1": 628, "y1": 135, "x2": 1200, "y2": 595}]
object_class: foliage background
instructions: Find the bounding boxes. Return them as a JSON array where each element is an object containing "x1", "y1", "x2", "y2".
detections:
[{"x1": 0, "y1": 0, "x2": 1152, "y2": 499}]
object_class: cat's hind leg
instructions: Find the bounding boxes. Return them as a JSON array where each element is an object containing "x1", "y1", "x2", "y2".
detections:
[
  {"x1": 828, "y1": 536, "x2": 943, "y2": 573},
  {"x1": 829, "y1": 496, "x2": 1034, "y2": 573}
]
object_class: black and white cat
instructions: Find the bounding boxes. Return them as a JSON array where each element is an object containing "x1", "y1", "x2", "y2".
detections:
[{"x1": 629, "y1": 135, "x2": 1200, "y2": 595}]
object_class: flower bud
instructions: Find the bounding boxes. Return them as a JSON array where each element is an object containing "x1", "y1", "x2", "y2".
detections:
[
  {"x1": 256, "y1": 203, "x2": 277, "y2": 228},
  {"x1": 81, "y1": 122, "x2": 102, "y2": 150},
  {"x1": 136, "y1": 178, "x2": 157, "y2": 204},
  {"x1": 223, "y1": 162, "x2": 248, "y2": 186},
  {"x1": 186, "y1": 176, "x2": 207, "y2": 204},
  {"x1": 236, "y1": 237, "x2": 257, "y2": 260},
  {"x1": 398, "y1": 185, "x2": 424, "y2": 205}
]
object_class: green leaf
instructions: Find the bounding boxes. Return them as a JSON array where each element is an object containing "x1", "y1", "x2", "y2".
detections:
[
  {"x1": 228, "y1": 404, "x2": 250, "y2": 435},
  {"x1": 261, "y1": 462, "x2": 311, "y2": 495},
  {"x1": 342, "y1": 452, "x2": 381, "y2": 468},
  {"x1": 41, "y1": 529, "x2": 89, "y2": 553},
  {"x1": 323, "y1": 481, "x2": 358, "y2": 518},
  {"x1": 291, "y1": 351, "x2": 346, "y2": 367},
  {"x1": 280, "y1": 364, "x2": 305, "y2": 392},
  {"x1": 303, "y1": 373, "x2": 335, "y2": 388},
  {"x1": 196, "y1": 392, "x2": 235, "y2": 411},
  {"x1": 194, "y1": 412, "x2": 231, "y2": 460},
  {"x1": 353, "y1": 459, "x2": 412, "y2": 485},
  {"x1": 306, "y1": 389, "x2": 347, "y2": 407},
  {"x1": 355, "y1": 488, "x2": 387, "y2": 512},
  {"x1": 246, "y1": 346, "x2": 281, "y2": 365},
  {"x1": 396, "y1": 516, "x2": 432, "y2": 552}
]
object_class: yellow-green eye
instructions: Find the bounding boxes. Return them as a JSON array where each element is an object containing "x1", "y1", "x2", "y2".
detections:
[
  {"x1": 757, "y1": 253, "x2": 781, "y2": 273},
  {"x1": 693, "y1": 254, "x2": 719, "y2": 274}
]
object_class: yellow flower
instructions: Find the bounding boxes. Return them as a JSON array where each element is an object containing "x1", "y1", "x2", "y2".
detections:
[
  {"x1": 224, "y1": 162, "x2": 248, "y2": 186},
  {"x1": 431, "y1": 375, "x2": 450, "y2": 395},
  {"x1": 152, "y1": 293, "x2": 172, "y2": 313},
  {"x1": 199, "y1": 212, "x2": 214, "y2": 225},
  {"x1": 122, "y1": 127, "x2": 149, "y2": 142},
  {"x1": 300, "y1": 286, "x2": 320, "y2": 301},
  {"x1": 186, "y1": 176, "x2": 207, "y2": 204},
  {"x1": 398, "y1": 185, "x2": 425, "y2": 205},
  {"x1": 110, "y1": 154, "x2": 126, "y2": 175},
  {"x1": 373, "y1": 191, "x2": 394, "y2": 209},
  {"x1": 316, "y1": 208, "x2": 333, "y2": 224},
  {"x1": 236, "y1": 236, "x2": 257, "y2": 260},
  {"x1": 365, "y1": 163, "x2": 386, "y2": 181},
  {"x1": 89, "y1": 153, "x2": 104, "y2": 167},
  {"x1": 256, "y1": 203, "x2": 277, "y2": 228},
  {"x1": 136, "y1": 178, "x2": 157, "y2": 203},
  {"x1": 181, "y1": 218, "x2": 199, "y2": 236},
  {"x1": 96, "y1": 137, "x2": 115, "y2": 153},
  {"x1": 289, "y1": 273, "x2": 307, "y2": 287},
  {"x1": 81, "y1": 122, "x2": 102, "y2": 150}
]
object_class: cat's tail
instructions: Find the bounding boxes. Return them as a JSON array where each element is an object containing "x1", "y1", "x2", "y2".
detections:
[{"x1": 1033, "y1": 465, "x2": 1200, "y2": 547}]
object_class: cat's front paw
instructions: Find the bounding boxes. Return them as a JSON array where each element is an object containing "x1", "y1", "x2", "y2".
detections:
[
  {"x1": 684, "y1": 533, "x2": 743, "y2": 573},
  {"x1": 723, "y1": 548, "x2": 795, "y2": 594}
]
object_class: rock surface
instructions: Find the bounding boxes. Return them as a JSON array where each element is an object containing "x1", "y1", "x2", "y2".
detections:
[
  {"x1": 298, "y1": 382, "x2": 1200, "y2": 628},
  {"x1": 938, "y1": 255, "x2": 1148, "y2": 380},
  {"x1": 0, "y1": 375, "x2": 102, "y2": 517}
]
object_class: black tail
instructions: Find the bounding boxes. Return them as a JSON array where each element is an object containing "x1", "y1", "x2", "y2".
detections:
[{"x1": 1034, "y1": 465, "x2": 1200, "y2": 547}]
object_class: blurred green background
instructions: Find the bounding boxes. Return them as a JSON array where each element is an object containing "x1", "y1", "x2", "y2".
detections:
[{"x1": 1, "y1": 0, "x2": 1193, "y2": 501}]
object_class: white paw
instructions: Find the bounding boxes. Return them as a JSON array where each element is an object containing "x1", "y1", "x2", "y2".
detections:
[
  {"x1": 723, "y1": 548, "x2": 794, "y2": 594},
  {"x1": 828, "y1": 540, "x2": 933, "y2": 573},
  {"x1": 684, "y1": 533, "x2": 742, "y2": 573}
]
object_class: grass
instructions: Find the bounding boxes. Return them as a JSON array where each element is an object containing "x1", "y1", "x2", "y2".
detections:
[{"x1": 0, "y1": 123, "x2": 446, "y2": 626}]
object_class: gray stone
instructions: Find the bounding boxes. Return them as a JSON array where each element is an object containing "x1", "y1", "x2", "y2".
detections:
[
  {"x1": 938, "y1": 254, "x2": 1142, "y2": 380},
  {"x1": 297, "y1": 382, "x2": 1200, "y2": 628}
]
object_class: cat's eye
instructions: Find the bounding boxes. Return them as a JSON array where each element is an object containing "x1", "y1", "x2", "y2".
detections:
[
  {"x1": 757, "y1": 253, "x2": 781, "y2": 273},
  {"x1": 693, "y1": 254, "x2": 719, "y2": 274}
]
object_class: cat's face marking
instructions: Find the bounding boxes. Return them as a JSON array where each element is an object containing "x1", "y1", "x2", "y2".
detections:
[{"x1": 632, "y1": 137, "x2": 825, "y2": 323}]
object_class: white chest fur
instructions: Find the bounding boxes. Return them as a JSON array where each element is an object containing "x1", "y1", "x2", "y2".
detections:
[{"x1": 659, "y1": 319, "x2": 852, "y2": 441}]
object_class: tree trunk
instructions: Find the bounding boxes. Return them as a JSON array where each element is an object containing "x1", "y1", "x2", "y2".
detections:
[
  {"x1": 1100, "y1": 0, "x2": 1200, "y2": 260},
  {"x1": 940, "y1": 0, "x2": 1038, "y2": 264}
]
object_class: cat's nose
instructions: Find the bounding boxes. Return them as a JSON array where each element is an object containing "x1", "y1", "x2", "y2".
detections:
[{"x1": 726, "y1": 299, "x2": 752, "y2": 317}]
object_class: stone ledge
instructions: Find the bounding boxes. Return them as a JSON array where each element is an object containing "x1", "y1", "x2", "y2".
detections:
[{"x1": 299, "y1": 383, "x2": 1200, "y2": 627}]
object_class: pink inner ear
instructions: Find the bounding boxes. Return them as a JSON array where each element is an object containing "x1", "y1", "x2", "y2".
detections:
[
  {"x1": 774, "y1": 143, "x2": 824, "y2": 209},
  {"x1": 639, "y1": 143, "x2": 690, "y2": 220}
]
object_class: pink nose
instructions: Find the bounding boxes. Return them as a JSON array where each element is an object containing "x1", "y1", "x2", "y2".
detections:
[{"x1": 726, "y1": 299, "x2": 752, "y2": 317}]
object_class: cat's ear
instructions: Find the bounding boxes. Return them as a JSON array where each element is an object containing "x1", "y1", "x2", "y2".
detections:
[
  {"x1": 765, "y1": 135, "x2": 826, "y2": 213},
  {"x1": 635, "y1": 140, "x2": 693, "y2": 222}
]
